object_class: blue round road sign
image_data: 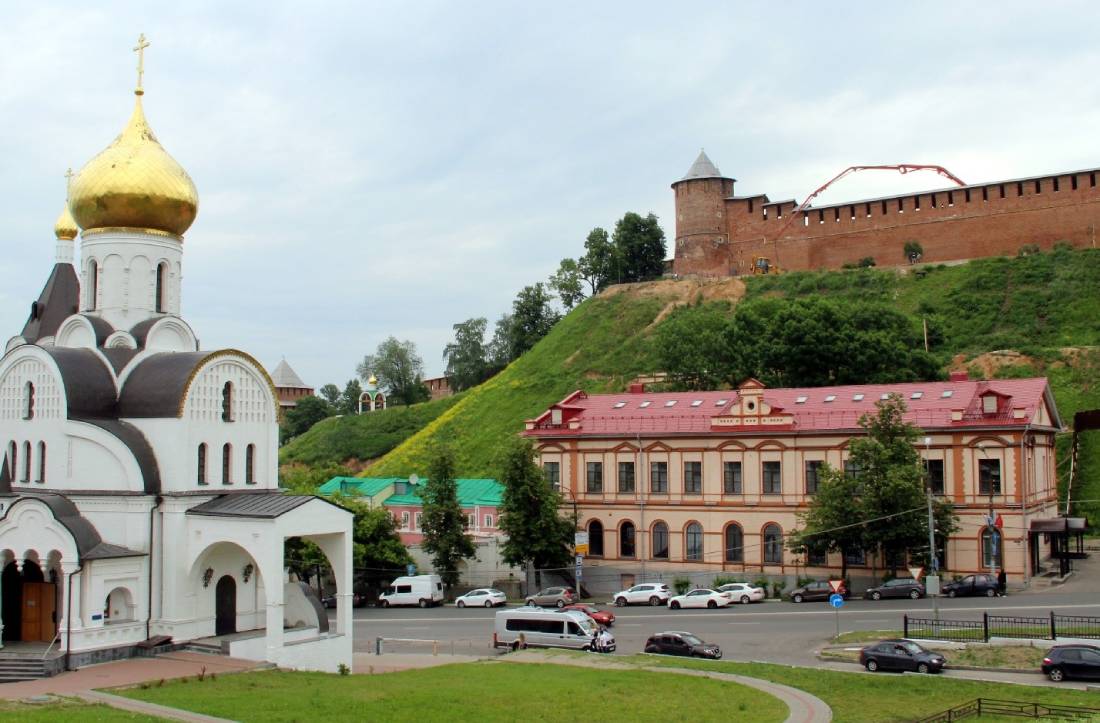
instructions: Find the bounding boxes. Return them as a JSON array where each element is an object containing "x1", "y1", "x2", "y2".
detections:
[{"x1": 829, "y1": 593, "x2": 844, "y2": 608}]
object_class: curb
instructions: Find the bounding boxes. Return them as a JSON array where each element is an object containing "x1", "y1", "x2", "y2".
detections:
[{"x1": 815, "y1": 652, "x2": 1035, "y2": 675}]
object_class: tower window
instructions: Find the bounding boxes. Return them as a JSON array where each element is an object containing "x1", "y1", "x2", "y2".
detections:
[
  {"x1": 7, "y1": 441, "x2": 16, "y2": 482},
  {"x1": 88, "y1": 260, "x2": 99, "y2": 310},
  {"x1": 23, "y1": 382, "x2": 34, "y2": 420},
  {"x1": 222, "y1": 443, "x2": 232, "y2": 484},
  {"x1": 197, "y1": 443, "x2": 208, "y2": 485},
  {"x1": 155, "y1": 262, "x2": 167, "y2": 313},
  {"x1": 221, "y1": 382, "x2": 234, "y2": 422},
  {"x1": 245, "y1": 444, "x2": 256, "y2": 485},
  {"x1": 36, "y1": 442, "x2": 45, "y2": 483}
]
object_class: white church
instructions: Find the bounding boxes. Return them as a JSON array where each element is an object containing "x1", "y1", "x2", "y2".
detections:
[{"x1": 0, "y1": 39, "x2": 353, "y2": 675}]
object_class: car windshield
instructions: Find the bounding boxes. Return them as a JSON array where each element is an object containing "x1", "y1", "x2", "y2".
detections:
[
  {"x1": 575, "y1": 617, "x2": 596, "y2": 634},
  {"x1": 902, "y1": 642, "x2": 926, "y2": 655},
  {"x1": 681, "y1": 634, "x2": 703, "y2": 646}
]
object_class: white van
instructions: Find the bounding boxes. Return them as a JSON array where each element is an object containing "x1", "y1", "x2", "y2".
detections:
[
  {"x1": 493, "y1": 608, "x2": 605, "y2": 651},
  {"x1": 379, "y1": 575, "x2": 445, "y2": 608}
]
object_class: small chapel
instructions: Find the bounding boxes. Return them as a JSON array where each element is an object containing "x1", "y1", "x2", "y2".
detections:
[{"x1": 0, "y1": 37, "x2": 353, "y2": 675}]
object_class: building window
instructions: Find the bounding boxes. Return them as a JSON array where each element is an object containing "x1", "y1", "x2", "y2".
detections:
[
  {"x1": 245, "y1": 444, "x2": 256, "y2": 484},
  {"x1": 484, "y1": 514, "x2": 493, "y2": 528},
  {"x1": 543, "y1": 461, "x2": 560, "y2": 490},
  {"x1": 401, "y1": 511, "x2": 410, "y2": 528},
  {"x1": 924, "y1": 459, "x2": 945, "y2": 495},
  {"x1": 982, "y1": 395, "x2": 998, "y2": 414},
  {"x1": 36, "y1": 442, "x2": 45, "y2": 483},
  {"x1": 88, "y1": 260, "x2": 98, "y2": 310},
  {"x1": 723, "y1": 461, "x2": 742, "y2": 494},
  {"x1": 762, "y1": 461, "x2": 782, "y2": 494},
  {"x1": 23, "y1": 382, "x2": 34, "y2": 420},
  {"x1": 806, "y1": 545, "x2": 827, "y2": 566},
  {"x1": 618, "y1": 461, "x2": 635, "y2": 493},
  {"x1": 805, "y1": 460, "x2": 823, "y2": 494},
  {"x1": 155, "y1": 262, "x2": 167, "y2": 313},
  {"x1": 844, "y1": 548, "x2": 866, "y2": 567},
  {"x1": 221, "y1": 443, "x2": 232, "y2": 484},
  {"x1": 467, "y1": 514, "x2": 475, "y2": 528},
  {"x1": 684, "y1": 461, "x2": 702, "y2": 494},
  {"x1": 724, "y1": 524, "x2": 743, "y2": 563},
  {"x1": 221, "y1": 382, "x2": 234, "y2": 422},
  {"x1": 844, "y1": 459, "x2": 862, "y2": 480},
  {"x1": 685, "y1": 522, "x2": 703, "y2": 561},
  {"x1": 22, "y1": 441, "x2": 31, "y2": 483},
  {"x1": 982, "y1": 528, "x2": 1003, "y2": 569},
  {"x1": 979, "y1": 459, "x2": 1002, "y2": 495},
  {"x1": 763, "y1": 523, "x2": 783, "y2": 564},
  {"x1": 588, "y1": 520, "x2": 604, "y2": 556},
  {"x1": 7, "y1": 441, "x2": 16, "y2": 482},
  {"x1": 586, "y1": 462, "x2": 603, "y2": 493},
  {"x1": 651, "y1": 522, "x2": 669, "y2": 559},
  {"x1": 650, "y1": 461, "x2": 668, "y2": 493},
  {"x1": 197, "y1": 443, "x2": 207, "y2": 485},
  {"x1": 620, "y1": 521, "x2": 636, "y2": 558},
  {"x1": 415, "y1": 512, "x2": 422, "y2": 530}
]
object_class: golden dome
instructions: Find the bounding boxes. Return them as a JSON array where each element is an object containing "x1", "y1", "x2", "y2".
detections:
[
  {"x1": 68, "y1": 93, "x2": 198, "y2": 238},
  {"x1": 368, "y1": 375, "x2": 378, "y2": 387},
  {"x1": 54, "y1": 203, "x2": 78, "y2": 241}
]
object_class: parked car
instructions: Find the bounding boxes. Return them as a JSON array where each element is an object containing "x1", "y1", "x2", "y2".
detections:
[
  {"x1": 668, "y1": 588, "x2": 732, "y2": 610},
  {"x1": 612, "y1": 583, "x2": 672, "y2": 607},
  {"x1": 941, "y1": 574, "x2": 999, "y2": 598},
  {"x1": 716, "y1": 582, "x2": 766, "y2": 604},
  {"x1": 560, "y1": 603, "x2": 615, "y2": 626},
  {"x1": 525, "y1": 586, "x2": 577, "y2": 608},
  {"x1": 321, "y1": 592, "x2": 365, "y2": 608},
  {"x1": 863, "y1": 578, "x2": 925, "y2": 601},
  {"x1": 1042, "y1": 644, "x2": 1100, "y2": 682},
  {"x1": 379, "y1": 575, "x2": 446, "y2": 608},
  {"x1": 788, "y1": 580, "x2": 847, "y2": 603},
  {"x1": 859, "y1": 639, "x2": 946, "y2": 674},
  {"x1": 644, "y1": 631, "x2": 722, "y2": 659},
  {"x1": 493, "y1": 608, "x2": 605, "y2": 651},
  {"x1": 455, "y1": 588, "x2": 508, "y2": 608}
]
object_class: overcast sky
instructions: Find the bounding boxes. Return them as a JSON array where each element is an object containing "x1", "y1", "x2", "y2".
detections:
[{"x1": 1, "y1": 2, "x2": 1098, "y2": 388}]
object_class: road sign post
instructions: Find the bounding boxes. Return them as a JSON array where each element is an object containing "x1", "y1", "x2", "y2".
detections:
[
  {"x1": 575, "y1": 554, "x2": 583, "y2": 598},
  {"x1": 829, "y1": 593, "x2": 844, "y2": 639}
]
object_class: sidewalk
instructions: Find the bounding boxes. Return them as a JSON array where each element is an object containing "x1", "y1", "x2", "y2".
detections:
[{"x1": 352, "y1": 652, "x2": 488, "y2": 674}]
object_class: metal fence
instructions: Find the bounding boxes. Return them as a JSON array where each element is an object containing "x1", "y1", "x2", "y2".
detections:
[
  {"x1": 916, "y1": 698, "x2": 1100, "y2": 722},
  {"x1": 904, "y1": 612, "x2": 1100, "y2": 643}
]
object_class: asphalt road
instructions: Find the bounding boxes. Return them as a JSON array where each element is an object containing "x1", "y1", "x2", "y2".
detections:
[{"x1": 345, "y1": 589, "x2": 1100, "y2": 671}]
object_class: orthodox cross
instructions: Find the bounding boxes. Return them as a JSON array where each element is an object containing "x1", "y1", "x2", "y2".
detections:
[
  {"x1": 133, "y1": 33, "x2": 151, "y2": 91},
  {"x1": 64, "y1": 168, "x2": 74, "y2": 196}
]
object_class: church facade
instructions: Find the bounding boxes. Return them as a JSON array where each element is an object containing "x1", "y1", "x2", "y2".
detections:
[{"x1": 0, "y1": 41, "x2": 352, "y2": 673}]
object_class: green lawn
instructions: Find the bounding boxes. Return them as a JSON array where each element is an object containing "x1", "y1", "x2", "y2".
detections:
[
  {"x1": 118, "y1": 662, "x2": 787, "y2": 722},
  {"x1": 0, "y1": 697, "x2": 156, "y2": 721}
]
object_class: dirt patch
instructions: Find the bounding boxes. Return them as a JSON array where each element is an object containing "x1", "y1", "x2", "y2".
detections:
[
  {"x1": 950, "y1": 350, "x2": 1038, "y2": 378},
  {"x1": 601, "y1": 277, "x2": 746, "y2": 307}
]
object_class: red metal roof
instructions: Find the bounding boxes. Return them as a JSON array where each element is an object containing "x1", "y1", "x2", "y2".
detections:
[{"x1": 524, "y1": 378, "x2": 1058, "y2": 438}]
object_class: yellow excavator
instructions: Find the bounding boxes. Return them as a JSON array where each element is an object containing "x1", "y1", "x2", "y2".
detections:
[{"x1": 751, "y1": 255, "x2": 781, "y2": 275}]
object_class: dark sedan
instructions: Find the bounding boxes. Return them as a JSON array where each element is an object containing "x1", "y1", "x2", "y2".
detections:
[
  {"x1": 941, "y1": 573, "x2": 999, "y2": 598},
  {"x1": 788, "y1": 580, "x2": 847, "y2": 603},
  {"x1": 863, "y1": 578, "x2": 924, "y2": 601},
  {"x1": 1042, "y1": 645, "x2": 1100, "y2": 682},
  {"x1": 860, "y1": 639, "x2": 946, "y2": 674},
  {"x1": 644, "y1": 631, "x2": 722, "y2": 659}
]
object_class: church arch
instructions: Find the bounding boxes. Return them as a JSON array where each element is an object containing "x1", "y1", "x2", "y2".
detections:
[
  {"x1": 215, "y1": 575, "x2": 236, "y2": 635},
  {"x1": 104, "y1": 586, "x2": 136, "y2": 623}
]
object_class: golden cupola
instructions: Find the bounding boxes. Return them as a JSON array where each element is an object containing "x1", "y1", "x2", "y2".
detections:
[
  {"x1": 68, "y1": 37, "x2": 198, "y2": 239},
  {"x1": 53, "y1": 203, "x2": 78, "y2": 241}
]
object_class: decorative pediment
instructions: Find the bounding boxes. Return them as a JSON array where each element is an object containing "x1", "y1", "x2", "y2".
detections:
[{"x1": 711, "y1": 381, "x2": 793, "y2": 429}]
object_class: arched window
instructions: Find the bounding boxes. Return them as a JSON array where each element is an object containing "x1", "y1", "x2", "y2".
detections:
[
  {"x1": 981, "y1": 528, "x2": 1003, "y2": 569},
  {"x1": 724, "y1": 523, "x2": 744, "y2": 563},
  {"x1": 197, "y1": 443, "x2": 207, "y2": 485},
  {"x1": 222, "y1": 443, "x2": 232, "y2": 484},
  {"x1": 245, "y1": 444, "x2": 256, "y2": 485},
  {"x1": 651, "y1": 521, "x2": 669, "y2": 559},
  {"x1": 36, "y1": 442, "x2": 45, "y2": 483},
  {"x1": 588, "y1": 520, "x2": 604, "y2": 557},
  {"x1": 763, "y1": 523, "x2": 783, "y2": 564},
  {"x1": 7, "y1": 441, "x2": 16, "y2": 481},
  {"x1": 221, "y1": 382, "x2": 234, "y2": 422},
  {"x1": 23, "y1": 382, "x2": 34, "y2": 420},
  {"x1": 88, "y1": 260, "x2": 98, "y2": 310},
  {"x1": 685, "y1": 522, "x2": 703, "y2": 561},
  {"x1": 155, "y1": 262, "x2": 167, "y2": 313},
  {"x1": 22, "y1": 441, "x2": 31, "y2": 483},
  {"x1": 620, "y1": 521, "x2": 636, "y2": 558}
]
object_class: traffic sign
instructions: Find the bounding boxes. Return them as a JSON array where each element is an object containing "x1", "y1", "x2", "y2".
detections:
[
  {"x1": 925, "y1": 575, "x2": 941, "y2": 596},
  {"x1": 829, "y1": 593, "x2": 844, "y2": 608},
  {"x1": 574, "y1": 531, "x2": 589, "y2": 556},
  {"x1": 406, "y1": 563, "x2": 416, "y2": 577},
  {"x1": 828, "y1": 579, "x2": 844, "y2": 593},
  {"x1": 908, "y1": 566, "x2": 924, "y2": 581},
  {"x1": 575, "y1": 554, "x2": 584, "y2": 566}
]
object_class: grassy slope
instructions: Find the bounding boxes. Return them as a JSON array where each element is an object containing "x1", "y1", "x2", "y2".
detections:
[
  {"x1": 280, "y1": 393, "x2": 465, "y2": 467},
  {"x1": 368, "y1": 289, "x2": 672, "y2": 477}
]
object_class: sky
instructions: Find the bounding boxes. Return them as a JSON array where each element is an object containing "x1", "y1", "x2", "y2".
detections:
[{"x1": 1, "y1": 2, "x2": 1098, "y2": 388}]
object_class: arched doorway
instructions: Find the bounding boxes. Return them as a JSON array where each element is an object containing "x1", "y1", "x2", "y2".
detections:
[
  {"x1": 1, "y1": 559, "x2": 54, "y2": 642},
  {"x1": 215, "y1": 575, "x2": 236, "y2": 635}
]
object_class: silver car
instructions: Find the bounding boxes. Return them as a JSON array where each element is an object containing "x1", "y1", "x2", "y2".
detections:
[{"x1": 525, "y1": 586, "x2": 577, "y2": 608}]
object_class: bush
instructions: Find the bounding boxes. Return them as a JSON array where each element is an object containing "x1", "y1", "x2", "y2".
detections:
[
  {"x1": 338, "y1": 663, "x2": 350, "y2": 676},
  {"x1": 672, "y1": 577, "x2": 692, "y2": 595},
  {"x1": 752, "y1": 576, "x2": 770, "y2": 595},
  {"x1": 796, "y1": 576, "x2": 814, "y2": 588},
  {"x1": 771, "y1": 580, "x2": 787, "y2": 599},
  {"x1": 858, "y1": 256, "x2": 877, "y2": 268},
  {"x1": 1018, "y1": 243, "x2": 1040, "y2": 257},
  {"x1": 712, "y1": 575, "x2": 741, "y2": 588}
]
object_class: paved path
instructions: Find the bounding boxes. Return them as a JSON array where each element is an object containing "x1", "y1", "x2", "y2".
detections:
[
  {"x1": 77, "y1": 690, "x2": 235, "y2": 722},
  {"x1": 505, "y1": 651, "x2": 832, "y2": 723},
  {"x1": 353, "y1": 651, "x2": 486, "y2": 674}
]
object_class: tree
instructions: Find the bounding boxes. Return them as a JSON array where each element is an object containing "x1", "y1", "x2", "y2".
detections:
[
  {"x1": 358, "y1": 337, "x2": 430, "y2": 406},
  {"x1": 612, "y1": 212, "x2": 666, "y2": 283},
  {"x1": 420, "y1": 447, "x2": 476, "y2": 588},
  {"x1": 340, "y1": 379, "x2": 363, "y2": 415},
  {"x1": 343, "y1": 497, "x2": 412, "y2": 571},
  {"x1": 443, "y1": 317, "x2": 490, "y2": 392},
  {"x1": 904, "y1": 241, "x2": 924, "y2": 264},
  {"x1": 319, "y1": 383, "x2": 341, "y2": 406},
  {"x1": 487, "y1": 313, "x2": 515, "y2": 368},
  {"x1": 655, "y1": 302, "x2": 732, "y2": 390},
  {"x1": 789, "y1": 466, "x2": 864, "y2": 580},
  {"x1": 281, "y1": 395, "x2": 334, "y2": 442},
  {"x1": 549, "y1": 258, "x2": 586, "y2": 310},
  {"x1": 579, "y1": 227, "x2": 614, "y2": 294},
  {"x1": 508, "y1": 283, "x2": 560, "y2": 360},
  {"x1": 496, "y1": 439, "x2": 574, "y2": 581}
]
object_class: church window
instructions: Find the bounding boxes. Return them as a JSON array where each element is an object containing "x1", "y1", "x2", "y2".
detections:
[
  {"x1": 88, "y1": 260, "x2": 98, "y2": 310},
  {"x1": 7, "y1": 441, "x2": 16, "y2": 481},
  {"x1": 23, "y1": 382, "x2": 34, "y2": 420},
  {"x1": 22, "y1": 441, "x2": 31, "y2": 483},
  {"x1": 197, "y1": 443, "x2": 208, "y2": 485},
  {"x1": 222, "y1": 444, "x2": 232, "y2": 484},
  {"x1": 36, "y1": 442, "x2": 45, "y2": 483},
  {"x1": 155, "y1": 263, "x2": 167, "y2": 313},
  {"x1": 245, "y1": 444, "x2": 256, "y2": 485},
  {"x1": 221, "y1": 382, "x2": 234, "y2": 422}
]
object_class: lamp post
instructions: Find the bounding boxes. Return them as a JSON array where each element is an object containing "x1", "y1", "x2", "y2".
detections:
[
  {"x1": 923, "y1": 436, "x2": 939, "y2": 622},
  {"x1": 977, "y1": 443, "x2": 1000, "y2": 593}
]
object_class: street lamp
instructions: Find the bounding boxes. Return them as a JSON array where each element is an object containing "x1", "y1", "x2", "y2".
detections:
[
  {"x1": 923, "y1": 436, "x2": 940, "y2": 622},
  {"x1": 977, "y1": 443, "x2": 1001, "y2": 592}
]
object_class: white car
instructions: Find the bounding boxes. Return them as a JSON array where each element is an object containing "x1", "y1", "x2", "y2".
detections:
[
  {"x1": 716, "y1": 582, "x2": 766, "y2": 604},
  {"x1": 668, "y1": 588, "x2": 732, "y2": 610},
  {"x1": 612, "y1": 583, "x2": 672, "y2": 607},
  {"x1": 455, "y1": 588, "x2": 507, "y2": 608}
]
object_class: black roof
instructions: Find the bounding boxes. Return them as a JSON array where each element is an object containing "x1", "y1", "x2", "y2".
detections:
[
  {"x1": 186, "y1": 492, "x2": 328, "y2": 519},
  {"x1": 118, "y1": 352, "x2": 209, "y2": 418},
  {"x1": 20, "y1": 264, "x2": 80, "y2": 344},
  {"x1": 2, "y1": 492, "x2": 145, "y2": 562},
  {"x1": 44, "y1": 347, "x2": 118, "y2": 418},
  {"x1": 82, "y1": 419, "x2": 162, "y2": 494}
]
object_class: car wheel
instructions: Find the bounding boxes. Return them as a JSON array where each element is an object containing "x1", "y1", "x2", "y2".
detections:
[
  {"x1": 1048, "y1": 667, "x2": 1065, "y2": 682},
  {"x1": 707, "y1": 600, "x2": 717, "y2": 609},
  {"x1": 670, "y1": 601, "x2": 681, "y2": 610},
  {"x1": 917, "y1": 663, "x2": 930, "y2": 674},
  {"x1": 871, "y1": 591, "x2": 882, "y2": 601},
  {"x1": 644, "y1": 646, "x2": 658, "y2": 654},
  {"x1": 865, "y1": 659, "x2": 879, "y2": 672},
  {"x1": 616, "y1": 597, "x2": 627, "y2": 607},
  {"x1": 793, "y1": 594, "x2": 803, "y2": 603},
  {"x1": 740, "y1": 595, "x2": 750, "y2": 605},
  {"x1": 419, "y1": 599, "x2": 429, "y2": 608},
  {"x1": 380, "y1": 600, "x2": 389, "y2": 608},
  {"x1": 909, "y1": 589, "x2": 921, "y2": 600},
  {"x1": 985, "y1": 588, "x2": 996, "y2": 598},
  {"x1": 556, "y1": 599, "x2": 566, "y2": 608},
  {"x1": 714, "y1": 651, "x2": 722, "y2": 659},
  {"x1": 485, "y1": 600, "x2": 493, "y2": 608},
  {"x1": 649, "y1": 596, "x2": 661, "y2": 606},
  {"x1": 456, "y1": 600, "x2": 465, "y2": 608},
  {"x1": 947, "y1": 590, "x2": 957, "y2": 598}
]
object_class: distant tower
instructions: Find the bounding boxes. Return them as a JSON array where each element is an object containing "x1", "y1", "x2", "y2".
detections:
[
  {"x1": 671, "y1": 150, "x2": 734, "y2": 277},
  {"x1": 358, "y1": 375, "x2": 387, "y2": 413}
]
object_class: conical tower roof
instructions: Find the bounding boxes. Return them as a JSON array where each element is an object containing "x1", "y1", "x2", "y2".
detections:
[
  {"x1": 270, "y1": 358, "x2": 308, "y2": 389},
  {"x1": 680, "y1": 149, "x2": 728, "y2": 181}
]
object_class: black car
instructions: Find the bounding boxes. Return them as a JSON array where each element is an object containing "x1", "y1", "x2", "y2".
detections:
[
  {"x1": 941, "y1": 574, "x2": 999, "y2": 598},
  {"x1": 644, "y1": 631, "x2": 722, "y2": 659},
  {"x1": 1042, "y1": 645, "x2": 1100, "y2": 682},
  {"x1": 859, "y1": 639, "x2": 946, "y2": 674},
  {"x1": 788, "y1": 580, "x2": 847, "y2": 603},
  {"x1": 863, "y1": 578, "x2": 925, "y2": 601},
  {"x1": 322, "y1": 592, "x2": 366, "y2": 608}
]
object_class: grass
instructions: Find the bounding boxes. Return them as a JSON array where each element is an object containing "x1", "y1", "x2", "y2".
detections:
[
  {"x1": 118, "y1": 662, "x2": 787, "y2": 722},
  {"x1": 0, "y1": 697, "x2": 157, "y2": 721}
]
